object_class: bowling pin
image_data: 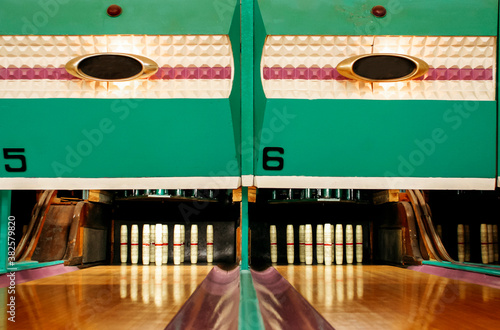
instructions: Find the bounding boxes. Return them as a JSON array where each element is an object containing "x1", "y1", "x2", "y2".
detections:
[
  {"x1": 299, "y1": 225, "x2": 305, "y2": 263},
  {"x1": 331, "y1": 225, "x2": 335, "y2": 263},
  {"x1": 324, "y1": 223, "x2": 332, "y2": 265},
  {"x1": 191, "y1": 224, "x2": 198, "y2": 264},
  {"x1": 356, "y1": 225, "x2": 363, "y2": 263},
  {"x1": 155, "y1": 224, "x2": 163, "y2": 266},
  {"x1": 173, "y1": 224, "x2": 181, "y2": 265},
  {"x1": 270, "y1": 225, "x2": 278, "y2": 263},
  {"x1": 346, "y1": 225, "x2": 353, "y2": 264},
  {"x1": 305, "y1": 224, "x2": 313, "y2": 265},
  {"x1": 316, "y1": 225, "x2": 324, "y2": 264},
  {"x1": 335, "y1": 224, "x2": 343, "y2": 265},
  {"x1": 131, "y1": 224, "x2": 139, "y2": 264},
  {"x1": 142, "y1": 224, "x2": 150, "y2": 265},
  {"x1": 287, "y1": 225, "x2": 294, "y2": 264},
  {"x1": 180, "y1": 225, "x2": 185, "y2": 263},
  {"x1": 150, "y1": 224, "x2": 156, "y2": 264},
  {"x1": 493, "y1": 225, "x2": 498, "y2": 263},
  {"x1": 464, "y1": 225, "x2": 470, "y2": 262},
  {"x1": 487, "y1": 224, "x2": 494, "y2": 263},
  {"x1": 457, "y1": 224, "x2": 465, "y2": 262},
  {"x1": 162, "y1": 225, "x2": 168, "y2": 264},
  {"x1": 481, "y1": 224, "x2": 488, "y2": 264},
  {"x1": 207, "y1": 225, "x2": 214, "y2": 263},
  {"x1": 120, "y1": 225, "x2": 128, "y2": 263}
]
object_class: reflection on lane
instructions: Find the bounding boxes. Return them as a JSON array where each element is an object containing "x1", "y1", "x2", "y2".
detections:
[
  {"x1": 276, "y1": 265, "x2": 500, "y2": 329},
  {"x1": 8, "y1": 265, "x2": 212, "y2": 329}
]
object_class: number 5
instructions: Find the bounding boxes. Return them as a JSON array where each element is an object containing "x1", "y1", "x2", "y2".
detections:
[{"x1": 3, "y1": 148, "x2": 27, "y2": 172}]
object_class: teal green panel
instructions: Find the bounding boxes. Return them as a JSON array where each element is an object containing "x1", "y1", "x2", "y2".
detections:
[
  {"x1": 241, "y1": 0, "x2": 255, "y2": 177},
  {"x1": 257, "y1": 0, "x2": 498, "y2": 36},
  {"x1": 241, "y1": 187, "x2": 249, "y2": 270},
  {"x1": 0, "y1": 99, "x2": 238, "y2": 178},
  {"x1": 0, "y1": 191, "x2": 11, "y2": 273},
  {"x1": 255, "y1": 100, "x2": 496, "y2": 179},
  {"x1": 239, "y1": 270, "x2": 265, "y2": 330},
  {"x1": 229, "y1": 3, "x2": 242, "y2": 173},
  {"x1": 0, "y1": 0, "x2": 237, "y2": 35},
  {"x1": 253, "y1": 3, "x2": 268, "y2": 173}
]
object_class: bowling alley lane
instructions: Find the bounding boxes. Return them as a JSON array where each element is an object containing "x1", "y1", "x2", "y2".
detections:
[
  {"x1": 275, "y1": 265, "x2": 500, "y2": 329},
  {"x1": 6, "y1": 265, "x2": 213, "y2": 330}
]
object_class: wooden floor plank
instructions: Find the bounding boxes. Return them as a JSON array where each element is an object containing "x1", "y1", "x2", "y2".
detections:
[
  {"x1": 5, "y1": 265, "x2": 213, "y2": 329},
  {"x1": 276, "y1": 265, "x2": 500, "y2": 330}
]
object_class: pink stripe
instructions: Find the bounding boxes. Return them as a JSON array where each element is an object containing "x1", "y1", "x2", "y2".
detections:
[
  {"x1": 287, "y1": 243, "x2": 294, "y2": 245},
  {"x1": 120, "y1": 243, "x2": 127, "y2": 245},
  {"x1": 207, "y1": 243, "x2": 213, "y2": 245},
  {"x1": 345, "y1": 243, "x2": 353, "y2": 245},
  {"x1": 270, "y1": 243, "x2": 277, "y2": 245},
  {"x1": 0, "y1": 66, "x2": 231, "y2": 80},
  {"x1": 150, "y1": 66, "x2": 232, "y2": 80},
  {"x1": 262, "y1": 66, "x2": 492, "y2": 81},
  {"x1": 131, "y1": 243, "x2": 139, "y2": 246},
  {"x1": 191, "y1": 243, "x2": 198, "y2": 246}
]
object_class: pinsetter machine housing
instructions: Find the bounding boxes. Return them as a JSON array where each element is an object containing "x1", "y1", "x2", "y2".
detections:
[
  {"x1": 0, "y1": 0, "x2": 241, "y2": 190},
  {"x1": 252, "y1": 0, "x2": 498, "y2": 190}
]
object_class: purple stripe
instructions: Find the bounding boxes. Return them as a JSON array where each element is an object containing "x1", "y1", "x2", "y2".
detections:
[
  {"x1": 0, "y1": 66, "x2": 232, "y2": 80},
  {"x1": 263, "y1": 66, "x2": 493, "y2": 81},
  {"x1": 0, "y1": 67, "x2": 75, "y2": 80}
]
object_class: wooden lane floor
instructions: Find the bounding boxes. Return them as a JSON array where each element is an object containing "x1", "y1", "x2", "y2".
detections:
[
  {"x1": 276, "y1": 265, "x2": 500, "y2": 329},
  {"x1": 3, "y1": 265, "x2": 213, "y2": 329}
]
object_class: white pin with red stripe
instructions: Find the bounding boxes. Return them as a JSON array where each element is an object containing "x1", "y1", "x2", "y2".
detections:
[
  {"x1": 299, "y1": 225, "x2": 305, "y2": 263},
  {"x1": 191, "y1": 224, "x2": 198, "y2": 264},
  {"x1": 155, "y1": 224, "x2": 163, "y2": 266},
  {"x1": 356, "y1": 225, "x2": 363, "y2": 263},
  {"x1": 305, "y1": 224, "x2": 313, "y2": 265},
  {"x1": 207, "y1": 225, "x2": 214, "y2": 263},
  {"x1": 180, "y1": 225, "x2": 185, "y2": 263},
  {"x1": 142, "y1": 224, "x2": 150, "y2": 265},
  {"x1": 270, "y1": 225, "x2": 277, "y2": 263},
  {"x1": 324, "y1": 223, "x2": 332, "y2": 265},
  {"x1": 286, "y1": 225, "x2": 294, "y2": 264},
  {"x1": 131, "y1": 224, "x2": 139, "y2": 264},
  {"x1": 120, "y1": 225, "x2": 128, "y2": 264},
  {"x1": 150, "y1": 224, "x2": 156, "y2": 264},
  {"x1": 173, "y1": 224, "x2": 181, "y2": 265},
  {"x1": 346, "y1": 225, "x2": 353, "y2": 264},
  {"x1": 162, "y1": 224, "x2": 168, "y2": 264},
  {"x1": 316, "y1": 224, "x2": 324, "y2": 264},
  {"x1": 335, "y1": 224, "x2": 343, "y2": 265}
]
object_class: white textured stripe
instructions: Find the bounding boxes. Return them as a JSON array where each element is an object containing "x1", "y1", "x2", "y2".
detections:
[
  {"x1": 0, "y1": 177, "x2": 241, "y2": 190},
  {"x1": 0, "y1": 79, "x2": 232, "y2": 98},
  {"x1": 241, "y1": 175, "x2": 254, "y2": 187},
  {"x1": 263, "y1": 79, "x2": 494, "y2": 100},
  {"x1": 372, "y1": 36, "x2": 496, "y2": 69},
  {"x1": 0, "y1": 35, "x2": 232, "y2": 68},
  {"x1": 262, "y1": 35, "x2": 495, "y2": 70},
  {"x1": 262, "y1": 35, "x2": 496, "y2": 101},
  {"x1": 254, "y1": 176, "x2": 495, "y2": 190}
]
